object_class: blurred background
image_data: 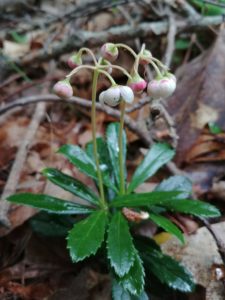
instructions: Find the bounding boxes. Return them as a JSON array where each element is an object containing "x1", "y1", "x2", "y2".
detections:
[{"x1": 0, "y1": 0, "x2": 225, "y2": 299}]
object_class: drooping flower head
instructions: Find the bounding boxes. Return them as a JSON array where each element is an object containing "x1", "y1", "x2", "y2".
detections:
[
  {"x1": 100, "y1": 43, "x2": 119, "y2": 62},
  {"x1": 147, "y1": 74, "x2": 176, "y2": 99},
  {"x1": 53, "y1": 79, "x2": 73, "y2": 99},
  {"x1": 127, "y1": 72, "x2": 147, "y2": 93},
  {"x1": 99, "y1": 85, "x2": 134, "y2": 107},
  {"x1": 67, "y1": 53, "x2": 82, "y2": 69}
]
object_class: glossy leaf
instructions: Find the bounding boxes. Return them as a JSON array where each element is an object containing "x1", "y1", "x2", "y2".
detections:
[
  {"x1": 112, "y1": 279, "x2": 148, "y2": 300},
  {"x1": 155, "y1": 175, "x2": 192, "y2": 199},
  {"x1": 119, "y1": 251, "x2": 145, "y2": 296},
  {"x1": 86, "y1": 138, "x2": 117, "y2": 192},
  {"x1": 128, "y1": 143, "x2": 175, "y2": 193},
  {"x1": 86, "y1": 137, "x2": 112, "y2": 171},
  {"x1": 142, "y1": 249, "x2": 195, "y2": 292},
  {"x1": 7, "y1": 193, "x2": 93, "y2": 214},
  {"x1": 42, "y1": 168, "x2": 99, "y2": 205},
  {"x1": 149, "y1": 213, "x2": 184, "y2": 244},
  {"x1": 111, "y1": 191, "x2": 181, "y2": 208},
  {"x1": 161, "y1": 198, "x2": 221, "y2": 217},
  {"x1": 106, "y1": 122, "x2": 127, "y2": 188},
  {"x1": 67, "y1": 210, "x2": 107, "y2": 262},
  {"x1": 107, "y1": 211, "x2": 135, "y2": 277},
  {"x1": 59, "y1": 144, "x2": 117, "y2": 192},
  {"x1": 111, "y1": 192, "x2": 220, "y2": 217},
  {"x1": 58, "y1": 144, "x2": 96, "y2": 177}
]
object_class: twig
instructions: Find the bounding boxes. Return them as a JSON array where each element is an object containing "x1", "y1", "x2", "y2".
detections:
[
  {"x1": 150, "y1": 101, "x2": 179, "y2": 148},
  {"x1": 125, "y1": 96, "x2": 150, "y2": 113},
  {"x1": 15, "y1": 0, "x2": 141, "y2": 33},
  {"x1": 200, "y1": 217, "x2": 225, "y2": 264},
  {"x1": 0, "y1": 94, "x2": 152, "y2": 145},
  {"x1": 178, "y1": 0, "x2": 201, "y2": 19},
  {"x1": 0, "y1": 93, "x2": 186, "y2": 176},
  {"x1": 0, "y1": 102, "x2": 46, "y2": 226},
  {"x1": 13, "y1": 15, "x2": 225, "y2": 67},
  {"x1": 163, "y1": 10, "x2": 177, "y2": 67}
]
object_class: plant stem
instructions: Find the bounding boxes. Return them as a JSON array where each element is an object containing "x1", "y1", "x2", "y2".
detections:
[
  {"x1": 79, "y1": 47, "x2": 98, "y2": 65},
  {"x1": 67, "y1": 65, "x2": 116, "y2": 85},
  {"x1": 119, "y1": 100, "x2": 126, "y2": 195},
  {"x1": 149, "y1": 60, "x2": 163, "y2": 78},
  {"x1": 91, "y1": 69, "x2": 106, "y2": 208},
  {"x1": 152, "y1": 57, "x2": 169, "y2": 71},
  {"x1": 115, "y1": 43, "x2": 137, "y2": 58}
]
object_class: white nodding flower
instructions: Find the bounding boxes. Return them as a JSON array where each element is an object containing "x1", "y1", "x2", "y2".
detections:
[
  {"x1": 99, "y1": 85, "x2": 134, "y2": 107},
  {"x1": 99, "y1": 86, "x2": 121, "y2": 107},
  {"x1": 119, "y1": 86, "x2": 134, "y2": 104},
  {"x1": 147, "y1": 75, "x2": 176, "y2": 99}
]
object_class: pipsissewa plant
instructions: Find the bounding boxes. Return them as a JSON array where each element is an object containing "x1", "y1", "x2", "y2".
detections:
[{"x1": 7, "y1": 43, "x2": 220, "y2": 299}]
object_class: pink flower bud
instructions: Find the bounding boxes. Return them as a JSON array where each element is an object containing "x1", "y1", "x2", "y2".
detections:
[
  {"x1": 147, "y1": 76, "x2": 176, "y2": 99},
  {"x1": 99, "y1": 86, "x2": 121, "y2": 107},
  {"x1": 53, "y1": 80, "x2": 73, "y2": 99},
  {"x1": 67, "y1": 53, "x2": 82, "y2": 69},
  {"x1": 139, "y1": 49, "x2": 152, "y2": 65},
  {"x1": 100, "y1": 43, "x2": 118, "y2": 62},
  {"x1": 128, "y1": 73, "x2": 147, "y2": 93}
]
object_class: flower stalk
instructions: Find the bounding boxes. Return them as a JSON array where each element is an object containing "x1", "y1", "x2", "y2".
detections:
[
  {"x1": 119, "y1": 100, "x2": 126, "y2": 195},
  {"x1": 91, "y1": 69, "x2": 106, "y2": 209}
]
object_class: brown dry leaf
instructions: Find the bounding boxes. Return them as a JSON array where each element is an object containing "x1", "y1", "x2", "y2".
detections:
[
  {"x1": 161, "y1": 222, "x2": 225, "y2": 300},
  {"x1": 168, "y1": 28, "x2": 225, "y2": 193},
  {"x1": 169, "y1": 28, "x2": 225, "y2": 165},
  {"x1": 186, "y1": 131, "x2": 225, "y2": 163}
]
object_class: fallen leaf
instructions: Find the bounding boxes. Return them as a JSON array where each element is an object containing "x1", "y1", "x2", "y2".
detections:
[{"x1": 161, "y1": 222, "x2": 225, "y2": 300}]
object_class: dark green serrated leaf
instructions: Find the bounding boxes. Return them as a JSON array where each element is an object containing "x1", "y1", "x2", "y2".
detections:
[
  {"x1": 42, "y1": 168, "x2": 99, "y2": 205},
  {"x1": 86, "y1": 137, "x2": 112, "y2": 173},
  {"x1": 119, "y1": 251, "x2": 145, "y2": 296},
  {"x1": 149, "y1": 213, "x2": 184, "y2": 244},
  {"x1": 155, "y1": 175, "x2": 192, "y2": 199},
  {"x1": 106, "y1": 122, "x2": 127, "y2": 188},
  {"x1": 58, "y1": 144, "x2": 96, "y2": 177},
  {"x1": 59, "y1": 144, "x2": 117, "y2": 192},
  {"x1": 142, "y1": 249, "x2": 195, "y2": 292},
  {"x1": 111, "y1": 192, "x2": 220, "y2": 217},
  {"x1": 107, "y1": 212, "x2": 135, "y2": 277},
  {"x1": 161, "y1": 198, "x2": 221, "y2": 217},
  {"x1": 112, "y1": 279, "x2": 148, "y2": 300},
  {"x1": 111, "y1": 191, "x2": 181, "y2": 208},
  {"x1": 128, "y1": 143, "x2": 175, "y2": 193},
  {"x1": 67, "y1": 210, "x2": 107, "y2": 262},
  {"x1": 7, "y1": 193, "x2": 93, "y2": 214},
  {"x1": 86, "y1": 137, "x2": 117, "y2": 193}
]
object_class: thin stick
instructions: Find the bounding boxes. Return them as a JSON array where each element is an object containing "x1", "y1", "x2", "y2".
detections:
[
  {"x1": 0, "y1": 93, "x2": 183, "y2": 176},
  {"x1": 163, "y1": 11, "x2": 177, "y2": 67},
  {"x1": 0, "y1": 102, "x2": 46, "y2": 226}
]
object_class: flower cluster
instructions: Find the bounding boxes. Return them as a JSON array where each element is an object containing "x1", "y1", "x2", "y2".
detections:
[{"x1": 53, "y1": 43, "x2": 177, "y2": 105}]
